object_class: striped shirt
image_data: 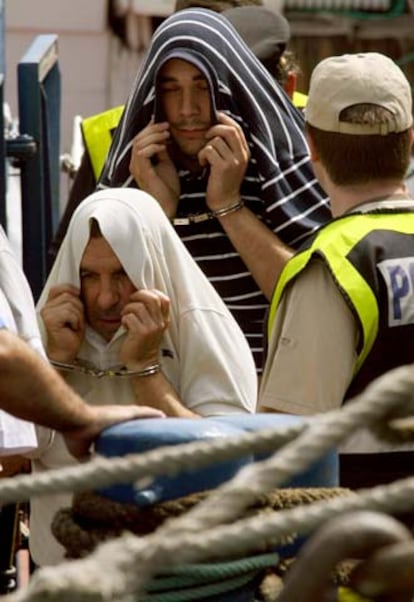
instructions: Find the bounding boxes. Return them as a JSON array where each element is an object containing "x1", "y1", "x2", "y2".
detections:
[{"x1": 99, "y1": 8, "x2": 330, "y2": 369}]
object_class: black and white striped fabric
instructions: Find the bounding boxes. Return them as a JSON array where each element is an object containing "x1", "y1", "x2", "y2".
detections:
[{"x1": 99, "y1": 8, "x2": 330, "y2": 370}]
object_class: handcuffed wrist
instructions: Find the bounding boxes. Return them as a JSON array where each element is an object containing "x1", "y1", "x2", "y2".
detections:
[
  {"x1": 211, "y1": 199, "x2": 244, "y2": 218},
  {"x1": 49, "y1": 359, "x2": 161, "y2": 379},
  {"x1": 131, "y1": 363, "x2": 161, "y2": 377},
  {"x1": 170, "y1": 200, "x2": 244, "y2": 226}
]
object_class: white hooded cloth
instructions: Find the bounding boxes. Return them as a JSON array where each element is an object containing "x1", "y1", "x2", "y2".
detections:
[
  {"x1": 32, "y1": 188, "x2": 257, "y2": 566},
  {"x1": 37, "y1": 188, "x2": 257, "y2": 414}
]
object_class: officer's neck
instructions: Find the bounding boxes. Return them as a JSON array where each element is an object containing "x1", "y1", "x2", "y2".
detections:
[{"x1": 328, "y1": 181, "x2": 410, "y2": 218}]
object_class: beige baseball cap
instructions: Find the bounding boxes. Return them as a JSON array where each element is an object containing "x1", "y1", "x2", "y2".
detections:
[{"x1": 305, "y1": 52, "x2": 413, "y2": 135}]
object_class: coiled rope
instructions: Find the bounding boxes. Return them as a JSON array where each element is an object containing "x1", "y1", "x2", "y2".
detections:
[
  {"x1": 0, "y1": 365, "x2": 413, "y2": 508},
  {"x1": 2, "y1": 364, "x2": 414, "y2": 601}
]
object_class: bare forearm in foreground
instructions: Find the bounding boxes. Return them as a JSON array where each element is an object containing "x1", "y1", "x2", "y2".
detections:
[{"x1": 0, "y1": 330, "x2": 163, "y2": 456}]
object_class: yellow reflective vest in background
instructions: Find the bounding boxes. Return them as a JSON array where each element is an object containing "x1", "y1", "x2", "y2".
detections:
[{"x1": 81, "y1": 105, "x2": 124, "y2": 180}]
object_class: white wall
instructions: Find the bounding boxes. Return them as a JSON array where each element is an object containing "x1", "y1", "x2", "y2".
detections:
[
  {"x1": 4, "y1": 0, "x2": 143, "y2": 171},
  {"x1": 3, "y1": 0, "x2": 152, "y2": 222}
]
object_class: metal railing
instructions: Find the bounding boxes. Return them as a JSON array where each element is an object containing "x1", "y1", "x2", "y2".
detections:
[
  {"x1": 16, "y1": 34, "x2": 61, "y2": 300},
  {"x1": 0, "y1": 25, "x2": 61, "y2": 592}
]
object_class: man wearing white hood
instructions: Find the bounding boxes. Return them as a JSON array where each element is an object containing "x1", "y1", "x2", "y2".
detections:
[
  {"x1": 33, "y1": 187, "x2": 256, "y2": 565},
  {"x1": 0, "y1": 212, "x2": 163, "y2": 580}
]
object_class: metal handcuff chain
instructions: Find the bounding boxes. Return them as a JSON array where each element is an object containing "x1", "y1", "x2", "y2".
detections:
[{"x1": 50, "y1": 358, "x2": 160, "y2": 379}]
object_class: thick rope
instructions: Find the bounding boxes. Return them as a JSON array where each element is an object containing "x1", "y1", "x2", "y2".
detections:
[
  {"x1": 0, "y1": 422, "x2": 308, "y2": 505},
  {"x1": 140, "y1": 572, "x2": 256, "y2": 602},
  {"x1": 142, "y1": 553, "x2": 280, "y2": 596},
  {"x1": 5, "y1": 478, "x2": 414, "y2": 602},
  {"x1": 52, "y1": 488, "x2": 351, "y2": 558},
  {"x1": 110, "y1": 365, "x2": 414, "y2": 598},
  {"x1": 3, "y1": 365, "x2": 414, "y2": 602},
  {"x1": 0, "y1": 365, "x2": 413, "y2": 507}
]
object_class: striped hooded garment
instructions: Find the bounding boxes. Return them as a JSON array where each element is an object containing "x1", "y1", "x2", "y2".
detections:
[{"x1": 99, "y1": 8, "x2": 330, "y2": 369}]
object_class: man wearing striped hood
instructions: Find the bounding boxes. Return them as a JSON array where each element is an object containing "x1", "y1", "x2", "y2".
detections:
[{"x1": 99, "y1": 8, "x2": 330, "y2": 370}]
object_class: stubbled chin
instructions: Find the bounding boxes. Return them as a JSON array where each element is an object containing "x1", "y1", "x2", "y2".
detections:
[{"x1": 174, "y1": 135, "x2": 205, "y2": 153}]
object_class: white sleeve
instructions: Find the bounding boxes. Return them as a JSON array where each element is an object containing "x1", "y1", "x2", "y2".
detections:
[
  {"x1": 0, "y1": 411, "x2": 39, "y2": 455},
  {"x1": 177, "y1": 308, "x2": 257, "y2": 416}
]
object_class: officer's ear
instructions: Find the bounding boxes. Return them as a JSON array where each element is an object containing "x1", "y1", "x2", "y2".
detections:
[{"x1": 305, "y1": 127, "x2": 319, "y2": 163}]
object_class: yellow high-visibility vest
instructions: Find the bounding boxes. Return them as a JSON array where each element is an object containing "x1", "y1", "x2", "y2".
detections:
[
  {"x1": 268, "y1": 211, "x2": 414, "y2": 374},
  {"x1": 81, "y1": 105, "x2": 124, "y2": 180},
  {"x1": 293, "y1": 90, "x2": 308, "y2": 109}
]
